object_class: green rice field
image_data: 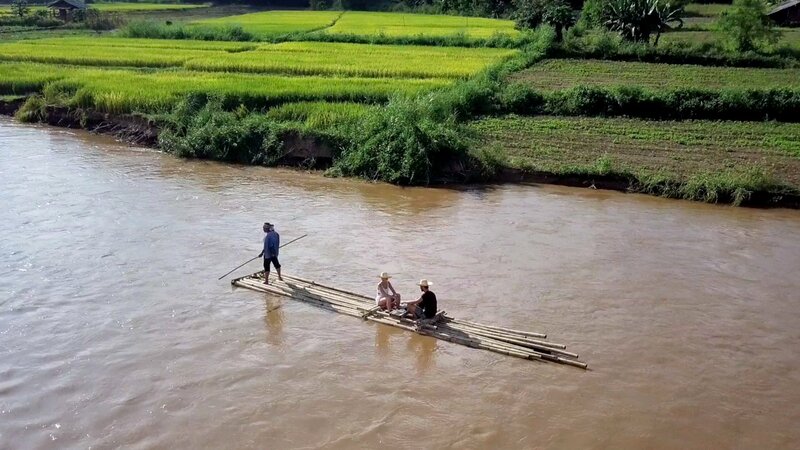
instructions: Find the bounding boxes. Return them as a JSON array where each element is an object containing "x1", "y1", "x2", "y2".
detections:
[
  {"x1": 190, "y1": 10, "x2": 518, "y2": 39},
  {"x1": 511, "y1": 59, "x2": 800, "y2": 91},
  {"x1": 473, "y1": 116, "x2": 800, "y2": 187},
  {"x1": 192, "y1": 10, "x2": 341, "y2": 36},
  {"x1": 324, "y1": 11, "x2": 519, "y2": 38},
  {"x1": 0, "y1": 62, "x2": 449, "y2": 113},
  {"x1": 0, "y1": 38, "x2": 514, "y2": 79}
]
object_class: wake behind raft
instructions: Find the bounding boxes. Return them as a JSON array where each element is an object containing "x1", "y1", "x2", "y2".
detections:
[{"x1": 232, "y1": 272, "x2": 587, "y2": 369}]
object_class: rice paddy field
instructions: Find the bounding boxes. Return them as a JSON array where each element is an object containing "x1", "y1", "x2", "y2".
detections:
[
  {"x1": 324, "y1": 11, "x2": 519, "y2": 38},
  {"x1": 0, "y1": 37, "x2": 514, "y2": 78},
  {"x1": 192, "y1": 10, "x2": 342, "y2": 36},
  {"x1": 191, "y1": 10, "x2": 519, "y2": 39},
  {"x1": 510, "y1": 59, "x2": 800, "y2": 91},
  {"x1": 0, "y1": 32, "x2": 514, "y2": 114},
  {"x1": 473, "y1": 116, "x2": 800, "y2": 187},
  {"x1": 0, "y1": 62, "x2": 450, "y2": 113}
]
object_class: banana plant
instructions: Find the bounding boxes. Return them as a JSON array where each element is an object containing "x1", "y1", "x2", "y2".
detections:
[{"x1": 602, "y1": 0, "x2": 684, "y2": 44}]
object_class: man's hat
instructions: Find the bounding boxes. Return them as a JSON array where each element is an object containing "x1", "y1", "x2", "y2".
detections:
[
  {"x1": 418, "y1": 279, "x2": 433, "y2": 287},
  {"x1": 378, "y1": 272, "x2": 392, "y2": 279}
]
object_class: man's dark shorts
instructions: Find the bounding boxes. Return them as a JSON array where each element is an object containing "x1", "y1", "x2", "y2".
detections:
[{"x1": 264, "y1": 257, "x2": 281, "y2": 272}]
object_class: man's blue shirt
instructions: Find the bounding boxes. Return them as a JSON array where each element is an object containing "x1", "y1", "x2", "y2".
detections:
[{"x1": 264, "y1": 231, "x2": 280, "y2": 259}]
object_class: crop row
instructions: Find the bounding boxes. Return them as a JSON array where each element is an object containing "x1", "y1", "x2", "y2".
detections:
[
  {"x1": 511, "y1": 59, "x2": 800, "y2": 91},
  {"x1": 192, "y1": 10, "x2": 519, "y2": 39},
  {"x1": 473, "y1": 116, "x2": 800, "y2": 189},
  {"x1": 0, "y1": 38, "x2": 515, "y2": 79},
  {"x1": 0, "y1": 62, "x2": 450, "y2": 114}
]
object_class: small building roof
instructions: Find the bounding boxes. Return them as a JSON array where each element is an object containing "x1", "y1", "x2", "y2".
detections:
[
  {"x1": 768, "y1": 0, "x2": 800, "y2": 15},
  {"x1": 48, "y1": 0, "x2": 87, "y2": 9}
]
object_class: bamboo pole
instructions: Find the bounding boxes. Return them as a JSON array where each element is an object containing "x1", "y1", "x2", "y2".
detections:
[
  {"x1": 439, "y1": 320, "x2": 562, "y2": 347},
  {"x1": 437, "y1": 323, "x2": 577, "y2": 357},
  {"x1": 442, "y1": 316, "x2": 547, "y2": 339}
]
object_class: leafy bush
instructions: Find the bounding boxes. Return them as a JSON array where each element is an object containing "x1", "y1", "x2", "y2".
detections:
[
  {"x1": 158, "y1": 95, "x2": 283, "y2": 164},
  {"x1": 718, "y1": 0, "x2": 779, "y2": 52},
  {"x1": 333, "y1": 97, "x2": 471, "y2": 184}
]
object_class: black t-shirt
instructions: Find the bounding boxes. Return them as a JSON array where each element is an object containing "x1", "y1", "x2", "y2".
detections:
[{"x1": 419, "y1": 291, "x2": 437, "y2": 318}]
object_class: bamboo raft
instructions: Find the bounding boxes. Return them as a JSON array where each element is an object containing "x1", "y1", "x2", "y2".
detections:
[{"x1": 232, "y1": 272, "x2": 587, "y2": 369}]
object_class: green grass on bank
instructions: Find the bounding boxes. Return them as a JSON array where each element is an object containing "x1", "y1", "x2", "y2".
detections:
[
  {"x1": 511, "y1": 59, "x2": 800, "y2": 91},
  {"x1": 472, "y1": 115, "x2": 800, "y2": 202}
]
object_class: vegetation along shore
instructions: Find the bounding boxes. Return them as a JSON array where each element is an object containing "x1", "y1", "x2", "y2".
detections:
[{"x1": 1, "y1": 0, "x2": 799, "y2": 207}]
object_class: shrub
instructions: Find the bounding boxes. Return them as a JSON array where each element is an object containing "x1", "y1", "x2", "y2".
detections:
[
  {"x1": 333, "y1": 97, "x2": 471, "y2": 184},
  {"x1": 718, "y1": 0, "x2": 780, "y2": 52},
  {"x1": 158, "y1": 95, "x2": 283, "y2": 164}
]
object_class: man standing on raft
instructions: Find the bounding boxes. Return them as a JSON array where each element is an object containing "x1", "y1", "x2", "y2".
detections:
[{"x1": 258, "y1": 222, "x2": 282, "y2": 285}]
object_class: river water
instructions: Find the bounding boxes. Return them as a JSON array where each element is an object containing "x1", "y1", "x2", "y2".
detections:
[{"x1": 1, "y1": 117, "x2": 799, "y2": 449}]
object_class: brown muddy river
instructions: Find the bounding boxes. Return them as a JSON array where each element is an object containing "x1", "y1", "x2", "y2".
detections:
[{"x1": 1, "y1": 117, "x2": 800, "y2": 449}]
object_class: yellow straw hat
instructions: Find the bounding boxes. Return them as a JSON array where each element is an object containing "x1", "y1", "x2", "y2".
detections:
[
  {"x1": 378, "y1": 272, "x2": 392, "y2": 279},
  {"x1": 418, "y1": 279, "x2": 433, "y2": 287}
]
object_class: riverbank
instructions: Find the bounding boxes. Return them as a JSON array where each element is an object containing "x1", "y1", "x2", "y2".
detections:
[{"x1": 3, "y1": 97, "x2": 799, "y2": 209}]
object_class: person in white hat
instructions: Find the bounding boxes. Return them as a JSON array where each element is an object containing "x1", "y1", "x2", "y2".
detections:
[
  {"x1": 375, "y1": 272, "x2": 401, "y2": 310},
  {"x1": 406, "y1": 279, "x2": 437, "y2": 320}
]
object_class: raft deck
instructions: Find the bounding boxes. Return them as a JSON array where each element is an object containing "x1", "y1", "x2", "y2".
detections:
[{"x1": 232, "y1": 272, "x2": 587, "y2": 369}]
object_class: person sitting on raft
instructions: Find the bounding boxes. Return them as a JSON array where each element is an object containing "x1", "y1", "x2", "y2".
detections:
[
  {"x1": 405, "y1": 279, "x2": 437, "y2": 320},
  {"x1": 376, "y1": 272, "x2": 401, "y2": 310}
]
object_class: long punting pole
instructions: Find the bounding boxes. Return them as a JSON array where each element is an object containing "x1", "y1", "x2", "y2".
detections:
[
  {"x1": 231, "y1": 272, "x2": 587, "y2": 369},
  {"x1": 217, "y1": 234, "x2": 309, "y2": 281}
]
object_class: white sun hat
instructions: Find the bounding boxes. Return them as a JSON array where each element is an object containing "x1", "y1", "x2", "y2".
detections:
[
  {"x1": 418, "y1": 279, "x2": 433, "y2": 287},
  {"x1": 378, "y1": 272, "x2": 392, "y2": 279}
]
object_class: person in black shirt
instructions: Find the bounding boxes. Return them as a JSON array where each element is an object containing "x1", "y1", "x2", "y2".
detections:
[{"x1": 406, "y1": 279, "x2": 437, "y2": 320}]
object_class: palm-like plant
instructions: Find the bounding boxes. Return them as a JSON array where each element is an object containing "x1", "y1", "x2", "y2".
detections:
[{"x1": 602, "y1": 0, "x2": 684, "y2": 44}]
